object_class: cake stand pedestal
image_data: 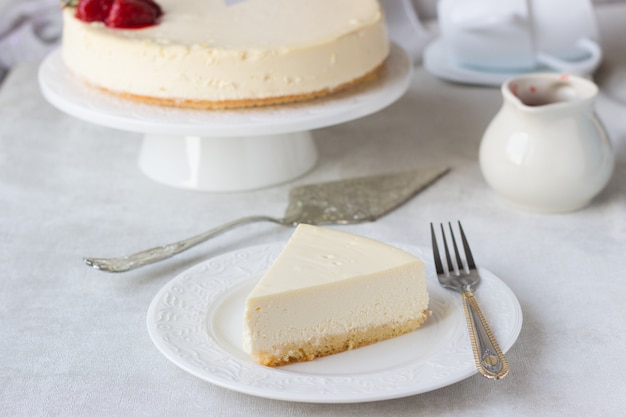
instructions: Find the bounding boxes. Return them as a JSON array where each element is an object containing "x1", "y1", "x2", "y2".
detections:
[
  {"x1": 138, "y1": 132, "x2": 316, "y2": 191},
  {"x1": 38, "y1": 45, "x2": 412, "y2": 192}
]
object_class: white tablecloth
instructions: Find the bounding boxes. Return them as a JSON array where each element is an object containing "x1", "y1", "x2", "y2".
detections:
[{"x1": 1, "y1": 4, "x2": 625, "y2": 416}]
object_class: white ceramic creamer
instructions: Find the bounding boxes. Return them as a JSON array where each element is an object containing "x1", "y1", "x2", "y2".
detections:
[{"x1": 479, "y1": 73, "x2": 614, "y2": 212}]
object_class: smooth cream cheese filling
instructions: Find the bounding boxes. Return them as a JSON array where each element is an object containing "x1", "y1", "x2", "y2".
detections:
[
  {"x1": 242, "y1": 225, "x2": 429, "y2": 361},
  {"x1": 61, "y1": 0, "x2": 389, "y2": 102},
  {"x1": 242, "y1": 265, "x2": 428, "y2": 354}
]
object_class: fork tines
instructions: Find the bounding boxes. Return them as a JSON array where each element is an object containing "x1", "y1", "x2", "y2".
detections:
[{"x1": 430, "y1": 221, "x2": 476, "y2": 275}]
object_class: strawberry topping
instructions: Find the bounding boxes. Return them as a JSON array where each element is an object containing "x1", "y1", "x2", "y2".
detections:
[
  {"x1": 74, "y1": 0, "x2": 162, "y2": 29},
  {"x1": 76, "y1": 0, "x2": 113, "y2": 22},
  {"x1": 106, "y1": 0, "x2": 162, "y2": 28}
]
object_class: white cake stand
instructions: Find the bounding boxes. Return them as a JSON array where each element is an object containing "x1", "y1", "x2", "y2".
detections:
[{"x1": 38, "y1": 45, "x2": 412, "y2": 191}]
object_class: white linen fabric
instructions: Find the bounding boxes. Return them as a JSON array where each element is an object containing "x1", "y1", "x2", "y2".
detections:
[{"x1": 0, "y1": 0, "x2": 61, "y2": 81}]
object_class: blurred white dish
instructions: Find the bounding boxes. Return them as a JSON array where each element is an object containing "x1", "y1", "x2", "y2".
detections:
[
  {"x1": 424, "y1": 37, "x2": 599, "y2": 87},
  {"x1": 436, "y1": 0, "x2": 601, "y2": 74},
  {"x1": 424, "y1": 38, "x2": 531, "y2": 86}
]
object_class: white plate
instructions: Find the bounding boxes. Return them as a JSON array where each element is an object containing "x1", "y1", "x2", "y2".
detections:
[
  {"x1": 424, "y1": 38, "x2": 564, "y2": 87},
  {"x1": 147, "y1": 243, "x2": 522, "y2": 403}
]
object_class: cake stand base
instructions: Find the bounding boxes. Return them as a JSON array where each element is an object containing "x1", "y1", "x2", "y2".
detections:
[{"x1": 138, "y1": 132, "x2": 317, "y2": 192}]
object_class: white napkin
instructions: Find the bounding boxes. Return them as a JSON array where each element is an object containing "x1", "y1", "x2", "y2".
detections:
[{"x1": 0, "y1": 0, "x2": 62, "y2": 81}]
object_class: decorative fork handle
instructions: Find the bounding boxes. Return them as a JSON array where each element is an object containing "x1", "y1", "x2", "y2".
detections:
[
  {"x1": 83, "y1": 215, "x2": 288, "y2": 273},
  {"x1": 462, "y1": 291, "x2": 509, "y2": 379}
]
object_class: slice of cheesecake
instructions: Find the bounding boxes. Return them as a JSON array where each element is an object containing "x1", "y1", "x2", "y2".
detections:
[{"x1": 243, "y1": 224, "x2": 430, "y2": 366}]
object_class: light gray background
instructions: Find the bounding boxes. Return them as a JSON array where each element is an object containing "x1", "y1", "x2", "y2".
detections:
[{"x1": 1, "y1": 2, "x2": 626, "y2": 416}]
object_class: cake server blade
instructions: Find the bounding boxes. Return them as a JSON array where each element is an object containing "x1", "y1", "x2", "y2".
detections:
[
  {"x1": 84, "y1": 167, "x2": 449, "y2": 272},
  {"x1": 283, "y1": 166, "x2": 450, "y2": 224}
]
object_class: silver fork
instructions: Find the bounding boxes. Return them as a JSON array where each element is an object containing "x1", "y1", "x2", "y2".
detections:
[{"x1": 430, "y1": 221, "x2": 509, "y2": 379}]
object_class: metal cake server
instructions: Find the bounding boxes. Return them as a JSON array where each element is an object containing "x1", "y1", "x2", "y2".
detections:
[{"x1": 84, "y1": 167, "x2": 449, "y2": 273}]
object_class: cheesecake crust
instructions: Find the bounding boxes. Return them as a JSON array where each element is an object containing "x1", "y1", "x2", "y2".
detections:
[
  {"x1": 252, "y1": 310, "x2": 431, "y2": 367},
  {"x1": 85, "y1": 62, "x2": 384, "y2": 110}
]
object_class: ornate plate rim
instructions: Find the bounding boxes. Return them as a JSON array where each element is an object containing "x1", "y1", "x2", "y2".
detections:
[{"x1": 146, "y1": 243, "x2": 522, "y2": 403}]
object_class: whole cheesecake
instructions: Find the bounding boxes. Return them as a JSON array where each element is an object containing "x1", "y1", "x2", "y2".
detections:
[
  {"x1": 243, "y1": 224, "x2": 430, "y2": 367},
  {"x1": 61, "y1": 0, "x2": 390, "y2": 109}
]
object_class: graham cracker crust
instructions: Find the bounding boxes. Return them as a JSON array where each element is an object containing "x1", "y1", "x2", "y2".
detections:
[
  {"x1": 87, "y1": 62, "x2": 385, "y2": 110},
  {"x1": 252, "y1": 310, "x2": 431, "y2": 367}
]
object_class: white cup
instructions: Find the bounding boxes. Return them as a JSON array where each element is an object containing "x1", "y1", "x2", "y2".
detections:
[
  {"x1": 529, "y1": 0, "x2": 602, "y2": 73},
  {"x1": 439, "y1": 0, "x2": 534, "y2": 70},
  {"x1": 438, "y1": 0, "x2": 602, "y2": 73}
]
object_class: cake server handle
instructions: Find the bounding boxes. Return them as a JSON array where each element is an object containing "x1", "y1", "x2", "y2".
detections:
[{"x1": 83, "y1": 215, "x2": 289, "y2": 273}]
